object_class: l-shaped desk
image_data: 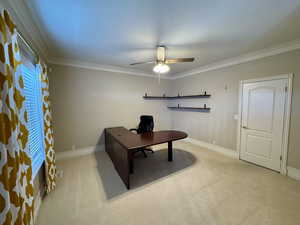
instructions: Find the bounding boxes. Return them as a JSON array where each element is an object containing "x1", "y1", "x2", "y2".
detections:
[{"x1": 105, "y1": 127, "x2": 188, "y2": 189}]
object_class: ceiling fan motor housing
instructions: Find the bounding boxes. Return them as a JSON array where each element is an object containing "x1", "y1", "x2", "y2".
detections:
[{"x1": 157, "y1": 46, "x2": 166, "y2": 62}]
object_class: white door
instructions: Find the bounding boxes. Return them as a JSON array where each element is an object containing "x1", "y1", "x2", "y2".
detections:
[{"x1": 240, "y1": 79, "x2": 287, "y2": 171}]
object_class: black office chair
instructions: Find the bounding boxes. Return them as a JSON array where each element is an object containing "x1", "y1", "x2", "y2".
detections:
[{"x1": 130, "y1": 115, "x2": 155, "y2": 157}]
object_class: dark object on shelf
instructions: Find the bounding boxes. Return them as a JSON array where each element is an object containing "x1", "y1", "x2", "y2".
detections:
[
  {"x1": 143, "y1": 94, "x2": 210, "y2": 99},
  {"x1": 168, "y1": 106, "x2": 210, "y2": 112}
]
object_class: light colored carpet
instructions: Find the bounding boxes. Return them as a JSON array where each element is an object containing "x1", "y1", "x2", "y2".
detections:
[{"x1": 36, "y1": 141, "x2": 300, "y2": 225}]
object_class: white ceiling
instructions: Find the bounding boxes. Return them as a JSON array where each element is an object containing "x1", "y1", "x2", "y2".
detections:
[{"x1": 24, "y1": 0, "x2": 300, "y2": 76}]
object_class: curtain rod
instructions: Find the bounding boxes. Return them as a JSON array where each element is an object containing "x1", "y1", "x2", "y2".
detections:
[
  {"x1": 17, "y1": 31, "x2": 38, "y2": 60},
  {"x1": 16, "y1": 32, "x2": 51, "y2": 71}
]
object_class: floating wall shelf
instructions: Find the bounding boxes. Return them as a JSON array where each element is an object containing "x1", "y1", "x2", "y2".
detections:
[
  {"x1": 143, "y1": 96, "x2": 173, "y2": 99},
  {"x1": 143, "y1": 93, "x2": 211, "y2": 112},
  {"x1": 168, "y1": 106, "x2": 211, "y2": 112},
  {"x1": 173, "y1": 94, "x2": 211, "y2": 99},
  {"x1": 143, "y1": 94, "x2": 211, "y2": 99}
]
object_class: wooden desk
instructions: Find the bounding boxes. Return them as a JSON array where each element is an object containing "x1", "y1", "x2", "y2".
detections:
[{"x1": 105, "y1": 127, "x2": 188, "y2": 189}]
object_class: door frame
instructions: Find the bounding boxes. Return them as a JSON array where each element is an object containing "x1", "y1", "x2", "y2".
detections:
[{"x1": 237, "y1": 74, "x2": 293, "y2": 175}]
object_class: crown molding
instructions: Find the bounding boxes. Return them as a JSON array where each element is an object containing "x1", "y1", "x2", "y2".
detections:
[
  {"x1": 49, "y1": 37, "x2": 300, "y2": 81},
  {"x1": 48, "y1": 57, "x2": 172, "y2": 79},
  {"x1": 5, "y1": 0, "x2": 49, "y2": 59},
  {"x1": 172, "y1": 39, "x2": 300, "y2": 79}
]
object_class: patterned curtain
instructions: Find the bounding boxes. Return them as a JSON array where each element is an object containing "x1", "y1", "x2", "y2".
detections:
[
  {"x1": 0, "y1": 9, "x2": 34, "y2": 225},
  {"x1": 38, "y1": 61, "x2": 56, "y2": 193}
]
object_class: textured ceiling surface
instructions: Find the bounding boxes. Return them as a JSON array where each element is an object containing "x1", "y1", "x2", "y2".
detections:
[{"x1": 25, "y1": 0, "x2": 300, "y2": 76}]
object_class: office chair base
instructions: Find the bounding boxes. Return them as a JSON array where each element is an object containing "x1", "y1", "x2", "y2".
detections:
[{"x1": 134, "y1": 148, "x2": 154, "y2": 158}]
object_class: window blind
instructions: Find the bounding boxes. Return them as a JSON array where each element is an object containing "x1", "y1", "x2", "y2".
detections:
[{"x1": 22, "y1": 63, "x2": 45, "y2": 178}]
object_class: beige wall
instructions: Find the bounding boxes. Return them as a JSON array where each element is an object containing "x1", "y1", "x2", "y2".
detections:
[
  {"x1": 49, "y1": 65, "x2": 172, "y2": 152},
  {"x1": 0, "y1": 1, "x2": 9, "y2": 9},
  {"x1": 49, "y1": 50, "x2": 300, "y2": 169},
  {"x1": 170, "y1": 49, "x2": 300, "y2": 169}
]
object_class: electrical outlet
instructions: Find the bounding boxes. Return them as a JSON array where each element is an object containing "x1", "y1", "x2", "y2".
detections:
[
  {"x1": 212, "y1": 140, "x2": 216, "y2": 145},
  {"x1": 72, "y1": 145, "x2": 76, "y2": 151},
  {"x1": 57, "y1": 170, "x2": 63, "y2": 178}
]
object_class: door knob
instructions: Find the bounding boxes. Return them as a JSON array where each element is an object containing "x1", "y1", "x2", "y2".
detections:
[{"x1": 242, "y1": 126, "x2": 248, "y2": 129}]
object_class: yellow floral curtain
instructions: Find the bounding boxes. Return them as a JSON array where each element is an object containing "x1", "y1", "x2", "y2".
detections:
[
  {"x1": 38, "y1": 61, "x2": 56, "y2": 193},
  {"x1": 0, "y1": 9, "x2": 34, "y2": 225},
  {"x1": 0, "y1": 8, "x2": 57, "y2": 224}
]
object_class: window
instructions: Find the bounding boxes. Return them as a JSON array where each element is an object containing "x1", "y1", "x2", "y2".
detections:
[{"x1": 22, "y1": 62, "x2": 45, "y2": 178}]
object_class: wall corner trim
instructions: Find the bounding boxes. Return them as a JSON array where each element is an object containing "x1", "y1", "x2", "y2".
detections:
[
  {"x1": 287, "y1": 166, "x2": 300, "y2": 181},
  {"x1": 56, "y1": 145, "x2": 105, "y2": 160},
  {"x1": 184, "y1": 137, "x2": 239, "y2": 159}
]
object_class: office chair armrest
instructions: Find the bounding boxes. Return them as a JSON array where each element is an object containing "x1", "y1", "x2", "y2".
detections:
[{"x1": 129, "y1": 128, "x2": 138, "y2": 133}]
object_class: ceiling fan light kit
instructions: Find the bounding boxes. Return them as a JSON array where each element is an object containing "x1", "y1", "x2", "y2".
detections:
[{"x1": 153, "y1": 62, "x2": 170, "y2": 74}]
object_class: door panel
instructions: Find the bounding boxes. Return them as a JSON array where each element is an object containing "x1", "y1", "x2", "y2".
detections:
[
  {"x1": 247, "y1": 88, "x2": 275, "y2": 132},
  {"x1": 240, "y1": 79, "x2": 287, "y2": 171},
  {"x1": 245, "y1": 134, "x2": 272, "y2": 158}
]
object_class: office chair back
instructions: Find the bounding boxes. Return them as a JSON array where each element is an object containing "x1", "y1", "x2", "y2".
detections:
[{"x1": 137, "y1": 115, "x2": 154, "y2": 134}]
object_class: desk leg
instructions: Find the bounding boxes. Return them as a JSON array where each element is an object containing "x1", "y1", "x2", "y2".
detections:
[{"x1": 168, "y1": 141, "x2": 173, "y2": 161}]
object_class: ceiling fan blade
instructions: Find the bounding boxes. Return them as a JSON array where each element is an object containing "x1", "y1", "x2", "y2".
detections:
[
  {"x1": 130, "y1": 61, "x2": 155, "y2": 66},
  {"x1": 165, "y1": 58, "x2": 195, "y2": 64}
]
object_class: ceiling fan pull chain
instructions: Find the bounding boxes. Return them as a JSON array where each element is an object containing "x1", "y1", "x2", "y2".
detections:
[{"x1": 158, "y1": 72, "x2": 161, "y2": 84}]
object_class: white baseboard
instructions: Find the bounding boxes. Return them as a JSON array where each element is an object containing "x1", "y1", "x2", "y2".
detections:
[
  {"x1": 183, "y1": 138, "x2": 300, "y2": 181},
  {"x1": 184, "y1": 138, "x2": 239, "y2": 159},
  {"x1": 287, "y1": 166, "x2": 300, "y2": 181},
  {"x1": 56, "y1": 144, "x2": 104, "y2": 160}
]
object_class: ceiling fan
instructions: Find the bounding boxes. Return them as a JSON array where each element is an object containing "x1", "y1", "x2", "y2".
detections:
[{"x1": 130, "y1": 46, "x2": 195, "y2": 74}]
